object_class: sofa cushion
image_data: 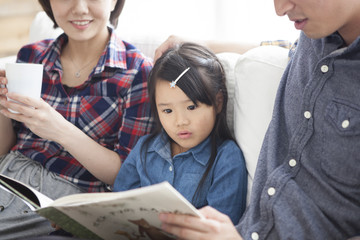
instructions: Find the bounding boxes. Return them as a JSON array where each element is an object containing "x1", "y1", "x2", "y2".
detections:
[
  {"x1": 29, "y1": 11, "x2": 63, "y2": 43},
  {"x1": 233, "y1": 45, "x2": 288, "y2": 202},
  {"x1": 216, "y1": 52, "x2": 245, "y2": 134}
]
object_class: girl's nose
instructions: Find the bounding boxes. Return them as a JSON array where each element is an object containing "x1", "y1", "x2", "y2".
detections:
[
  {"x1": 175, "y1": 113, "x2": 190, "y2": 127},
  {"x1": 274, "y1": 0, "x2": 294, "y2": 17}
]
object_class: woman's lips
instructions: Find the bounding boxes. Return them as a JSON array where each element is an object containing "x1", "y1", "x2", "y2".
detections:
[{"x1": 71, "y1": 20, "x2": 92, "y2": 30}]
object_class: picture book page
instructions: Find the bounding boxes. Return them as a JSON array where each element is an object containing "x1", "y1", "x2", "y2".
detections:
[{"x1": 40, "y1": 182, "x2": 202, "y2": 240}]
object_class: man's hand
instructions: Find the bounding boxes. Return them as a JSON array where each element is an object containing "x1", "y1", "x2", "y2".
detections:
[{"x1": 159, "y1": 206, "x2": 243, "y2": 240}]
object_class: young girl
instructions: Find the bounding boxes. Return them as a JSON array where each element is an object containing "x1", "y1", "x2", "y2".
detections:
[{"x1": 113, "y1": 42, "x2": 247, "y2": 224}]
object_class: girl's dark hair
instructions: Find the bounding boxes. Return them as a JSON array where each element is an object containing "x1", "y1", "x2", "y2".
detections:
[
  {"x1": 38, "y1": 0, "x2": 125, "y2": 28},
  {"x1": 145, "y1": 42, "x2": 235, "y2": 204}
]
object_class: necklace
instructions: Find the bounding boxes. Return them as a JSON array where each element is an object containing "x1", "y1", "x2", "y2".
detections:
[{"x1": 69, "y1": 53, "x2": 98, "y2": 78}]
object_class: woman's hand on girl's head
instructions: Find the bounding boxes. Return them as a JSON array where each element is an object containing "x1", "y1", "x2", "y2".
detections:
[
  {"x1": 0, "y1": 92, "x2": 71, "y2": 143},
  {"x1": 154, "y1": 35, "x2": 186, "y2": 62},
  {"x1": 159, "y1": 206, "x2": 243, "y2": 240}
]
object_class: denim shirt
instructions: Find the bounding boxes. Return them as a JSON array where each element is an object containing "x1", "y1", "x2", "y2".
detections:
[
  {"x1": 238, "y1": 32, "x2": 360, "y2": 239},
  {"x1": 114, "y1": 132, "x2": 248, "y2": 224}
]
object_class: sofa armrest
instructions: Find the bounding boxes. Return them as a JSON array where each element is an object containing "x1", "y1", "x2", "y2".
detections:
[
  {"x1": 233, "y1": 46, "x2": 288, "y2": 203},
  {"x1": 0, "y1": 55, "x2": 17, "y2": 69}
]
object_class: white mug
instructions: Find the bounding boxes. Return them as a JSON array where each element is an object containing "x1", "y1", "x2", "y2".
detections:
[{"x1": 5, "y1": 63, "x2": 43, "y2": 113}]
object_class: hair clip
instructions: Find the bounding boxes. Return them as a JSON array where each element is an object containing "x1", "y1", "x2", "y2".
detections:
[{"x1": 170, "y1": 67, "x2": 190, "y2": 88}]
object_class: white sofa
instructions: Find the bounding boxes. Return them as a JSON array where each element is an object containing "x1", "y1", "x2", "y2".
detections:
[{"x1": 0, "y1": 12, "x2": 289, "y2": 204}]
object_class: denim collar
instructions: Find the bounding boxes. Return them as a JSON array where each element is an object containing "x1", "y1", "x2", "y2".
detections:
[{"x1": 148, "y1": 131, "x2": 212, "y2": 166}]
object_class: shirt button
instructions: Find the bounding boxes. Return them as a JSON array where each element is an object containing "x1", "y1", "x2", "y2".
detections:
[
  {"x1": 251, "y1": 232, "x2": 259, "y2": 240},
  {"x1": 169, "y1": 166, "x2": 173, "y2": 172},
  {"x1": 289, "y1": 159, "x2": 297, "y2": 167},
  {"x1": 64, "y1": 99, "x2": 69, "y2": 105},
  {"x1": 304, "y1": 111, "x2": 312, "y2": 119},
  {"x1": 267, "y1": 187, "x2": 276, "y2": 196},
  {"x1": 342, "y1": 120, "x2": 350, "y2": 129},
  {"x1": 321, "y1": 65, "x2": 329, "y2": 73},
  {"x1": 0, "y1": 205, "x2": 4, "y2": 212}
]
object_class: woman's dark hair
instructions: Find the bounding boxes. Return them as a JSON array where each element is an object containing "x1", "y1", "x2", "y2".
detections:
[
  {"x1": 145, "y1": 42, "x2": 235, "y2": 204},
  {"x1": 38, "y1": 0, "x2": 125, "y2": 28}
]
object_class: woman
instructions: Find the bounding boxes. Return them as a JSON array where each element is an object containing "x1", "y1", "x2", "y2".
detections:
[{"x1": 0, "y1": 0, "x2": 153, "y2": 238}]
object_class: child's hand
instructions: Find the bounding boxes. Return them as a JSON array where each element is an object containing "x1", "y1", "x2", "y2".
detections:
[
  {"x1": 50, "y1": 223, "x2": 74, "y2": 237},
  {"x1": 51, "y1": 222, "x2": 61, "y2": 230}
]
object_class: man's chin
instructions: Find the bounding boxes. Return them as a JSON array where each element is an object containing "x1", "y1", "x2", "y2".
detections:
[{"x1": 303, "y1": 30, "x2": 337, "y2": 40}]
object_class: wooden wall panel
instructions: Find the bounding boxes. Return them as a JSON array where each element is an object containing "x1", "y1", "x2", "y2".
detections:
[{"x1": 0, "y1": 0, "x2": 41, "y2": 57}]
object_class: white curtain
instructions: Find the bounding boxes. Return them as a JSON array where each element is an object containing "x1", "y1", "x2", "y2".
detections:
[{"x1": 117, "y1": 0, "x2": 299, "y2": 44}]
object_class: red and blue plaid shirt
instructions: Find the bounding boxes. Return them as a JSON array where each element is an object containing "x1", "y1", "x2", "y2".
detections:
[{"x1": 12, "y1": 28, "x2": 154, "y2": 192}]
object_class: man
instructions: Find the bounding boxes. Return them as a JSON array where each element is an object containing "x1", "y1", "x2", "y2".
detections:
[{"x1": 156, "y1": 0, "x2": 360, "y2": 239}]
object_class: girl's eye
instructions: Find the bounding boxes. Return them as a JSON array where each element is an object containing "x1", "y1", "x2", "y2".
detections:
[
  {"x1": 163, "y1": 109, "x2": 172, "y2": 114},
  {"x1": 187, "y1": 105, "x2": 196, "y2": 110}
]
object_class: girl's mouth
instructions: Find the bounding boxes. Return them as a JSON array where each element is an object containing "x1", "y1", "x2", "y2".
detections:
[{"x1": 178, "y1": 131, "x2": 192, "y2": 139}]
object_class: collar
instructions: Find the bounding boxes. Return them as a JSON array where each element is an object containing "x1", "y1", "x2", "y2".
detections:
[
  {"x1": 307, "y1": 31, "x2": 360, "y2": 58},
  {"x1": 40, "y1": 27, "x2": 127, "y2": 75},
  {"x1": 148, "y1": 131, "x2": 212, "y2": 166}
]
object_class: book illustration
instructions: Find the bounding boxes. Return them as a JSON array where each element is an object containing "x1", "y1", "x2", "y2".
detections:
[{"x1": 0, "y1": 174, "x2": 203, "y2": 240}]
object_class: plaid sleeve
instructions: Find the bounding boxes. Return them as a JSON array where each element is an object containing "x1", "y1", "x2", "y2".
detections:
[
  {"x1": 260, "y1": 40, "x2": 293, "y2": 49},
  {"x1": 260, "y1": 39, "x2": 298, "y2": 59},
  {"x1": 116, "y1": 56, "x2": 154, "y2": 161}
]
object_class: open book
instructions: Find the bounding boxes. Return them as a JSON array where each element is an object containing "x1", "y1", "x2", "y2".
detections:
[{"x1": 0, "y1": 174, "x2": 203, "y2": 240}]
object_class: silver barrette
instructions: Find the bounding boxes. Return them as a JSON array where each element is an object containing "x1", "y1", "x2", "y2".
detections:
[{"x1": 170, "y1": 67, "x2": 190, "y2": 88}]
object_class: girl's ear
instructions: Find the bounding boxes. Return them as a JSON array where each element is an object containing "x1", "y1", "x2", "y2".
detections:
[{"x1": 215, "y1": 91, "x2": 224, "y2": 114}]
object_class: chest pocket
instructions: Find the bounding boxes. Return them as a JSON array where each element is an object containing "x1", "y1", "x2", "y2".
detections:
[
  {"x1": 79, "y1": 96, "x2": 120, "y2": 140},
  {"x1": 322, "y1": 98, "x2": 360, "y2": 186}
]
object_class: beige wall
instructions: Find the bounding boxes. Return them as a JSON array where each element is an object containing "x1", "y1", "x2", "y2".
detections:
[{"x1": 0, "y1": 0, "x2": 41, "y2": 57}]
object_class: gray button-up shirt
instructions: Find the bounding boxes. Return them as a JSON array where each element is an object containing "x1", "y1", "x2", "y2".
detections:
[{"x1": 238, "y1": 32, "x2": 360, "y2": 239}]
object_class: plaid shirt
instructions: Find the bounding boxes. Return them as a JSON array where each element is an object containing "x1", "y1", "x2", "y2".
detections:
[
  {"x1": 12, "y1": 28, "x2": 153, "y2": 192},
  {"x1": 261, "y1": 39, "x2": 298, "y2": 59}
]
